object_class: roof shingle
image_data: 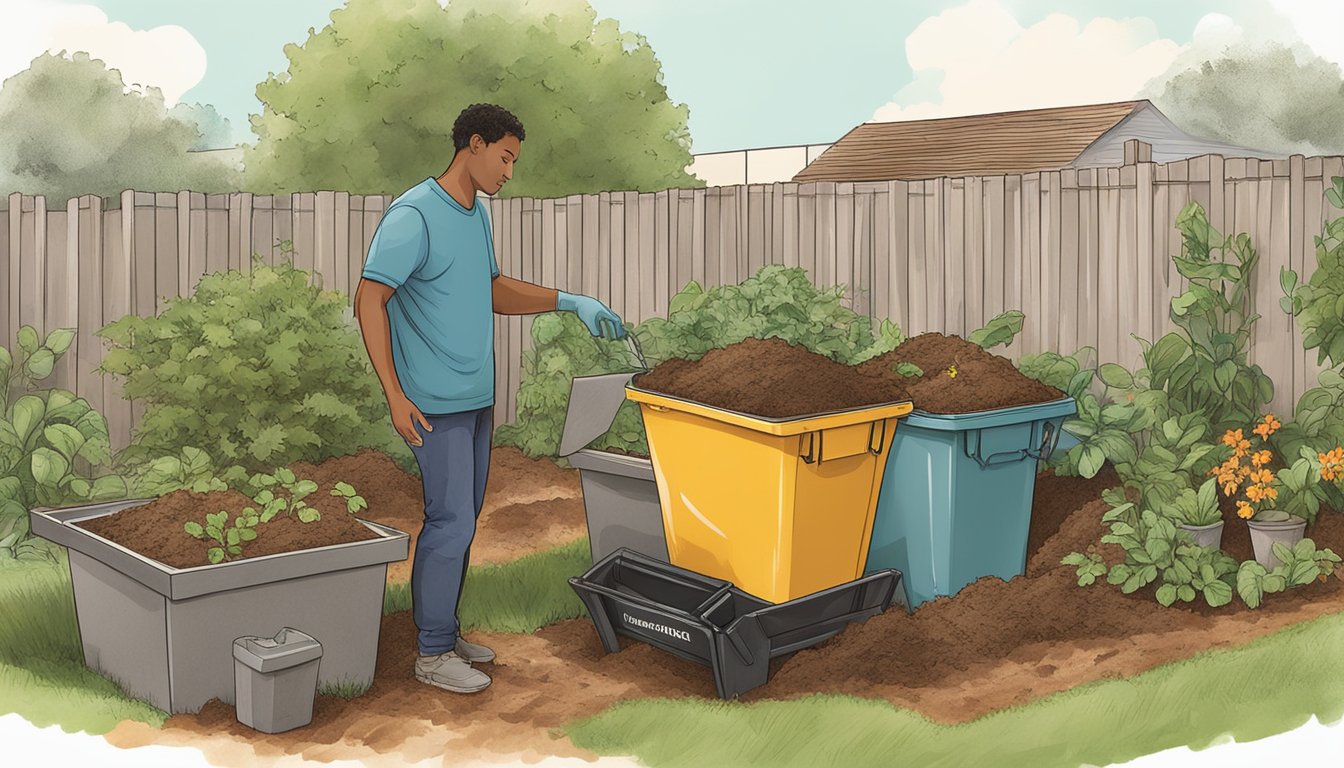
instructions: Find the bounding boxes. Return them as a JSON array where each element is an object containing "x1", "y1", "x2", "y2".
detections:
[{"x1": 794, "y1": 101, "x2": 1144, "y2": 182}]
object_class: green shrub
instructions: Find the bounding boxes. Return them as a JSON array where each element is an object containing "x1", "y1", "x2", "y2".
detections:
[
  {"x1": 1064, "y1": 488, "x2": 1238, "y2": 608},
  {"x1": 1024, "y1": 203, "x2": 1266, "y2": 512},
  {"x1": 0, "y1": 326, "x2": 127, "y2": 561},
  {"x1": 1276, "y1": 175, "x2": 1344, "y2": 512},
  {"x1": 496, "y1": 265, "x2": 901, "y2": 457},
  {"x1": 98, "y1": 257, "x2": 412, "y2": 478}
]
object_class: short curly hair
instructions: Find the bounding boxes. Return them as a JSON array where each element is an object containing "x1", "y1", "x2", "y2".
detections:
[{"x1": 451, "y1": 103, "x2": 525, "y2": 151}]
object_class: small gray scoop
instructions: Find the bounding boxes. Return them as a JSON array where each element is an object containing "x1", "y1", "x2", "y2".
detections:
[{"x1": 558, "y1": 333, "x2": 649, "y2": 457}]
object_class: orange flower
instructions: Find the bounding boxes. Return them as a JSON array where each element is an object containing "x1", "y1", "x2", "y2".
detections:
[
  {"x1": 1252, "y1": 450, "x2": 1272, "y2": 467},
  {"x1": 1253, "y1": 414, "x2": 1281, "y2": 439},
  {"x1": 1251, "y1": 469, "x2": 1275, "y2": 485},
  {"x1": 1236, "y1": 501, "x2": 1255, "y2": 519},
  {"x1": 1325, "y1": 466, "x2": 1341, "y2": 483},
  {"x1": 1222, "y1": 429, "x2": 1244, "y2": 449},
  {"x1": 1263, "y1": 485, "x2": 1279, "y2": 502}
]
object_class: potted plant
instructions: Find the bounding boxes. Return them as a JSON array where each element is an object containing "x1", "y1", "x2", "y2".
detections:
[
  {"x1": 1169, "y1": 477, "x2": 1225, "y2": 550},
  {"x1": 30, "y1": 468, "x2": 408, "y2": 714},
  {"x1": 1209, "y1": 414, "x2": 1343, "y2": 569}
]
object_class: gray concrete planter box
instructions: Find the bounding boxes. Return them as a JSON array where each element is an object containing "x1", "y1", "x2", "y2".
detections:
[
  {"x1": 30, "y1": 498, "x2": 409, "y2": 714},
  {"x1": 568, "y1": 449, "x2": 668, "y2": 564}
]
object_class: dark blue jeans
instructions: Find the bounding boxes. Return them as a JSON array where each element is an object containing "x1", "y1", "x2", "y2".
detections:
[{"x1": 407, "y1": 406, "x2": 493, "y2": 656}]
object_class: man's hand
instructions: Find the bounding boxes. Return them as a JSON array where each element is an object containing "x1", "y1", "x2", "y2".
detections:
[
  {"x1": 557, "y1": 291, "x2": 625, "y2": 339},
  {"x1": 389, "y1": 393, "x2": 433, "y2": 447}
]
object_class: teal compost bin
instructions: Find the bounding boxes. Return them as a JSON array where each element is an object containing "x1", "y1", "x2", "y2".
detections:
[{"x1": 865, "y1": 397, "x2": 1076, "y2": 607}]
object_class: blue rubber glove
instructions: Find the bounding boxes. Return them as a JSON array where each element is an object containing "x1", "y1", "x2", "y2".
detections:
[{"x1": 557, "y1": 291, "x2": 625, "y2": 339}]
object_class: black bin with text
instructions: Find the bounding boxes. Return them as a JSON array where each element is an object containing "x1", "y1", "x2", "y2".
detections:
[{"x1": 569, "y1": 548, "x2": 905, "y2": 699}]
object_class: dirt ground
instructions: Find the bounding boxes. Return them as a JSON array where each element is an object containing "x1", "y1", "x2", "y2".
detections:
[{"x1": 105, "y1": 455, "x2": 1344, "y2": 766}]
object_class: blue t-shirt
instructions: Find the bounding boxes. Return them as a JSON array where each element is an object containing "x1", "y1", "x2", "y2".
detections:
[{"x1": 361, "y1": 178, "x2": 500, "y2": 414}]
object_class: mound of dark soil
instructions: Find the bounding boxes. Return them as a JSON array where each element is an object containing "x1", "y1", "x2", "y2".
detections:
[
  {"x1": 633, "y1": 337, "x2": 909, "y2": 419},
  {"x1": 857, "y1": 332, "x2": 1065, "y2": 413}
]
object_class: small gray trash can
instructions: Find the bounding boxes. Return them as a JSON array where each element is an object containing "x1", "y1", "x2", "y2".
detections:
[{"x1": 232, "y1": 628, "x2": 323, "y2": 733}]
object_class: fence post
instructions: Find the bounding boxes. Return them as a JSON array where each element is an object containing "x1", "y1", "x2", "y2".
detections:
[{"x1": 1123, "y1": 140, "x2": 1152, "y2": 165}]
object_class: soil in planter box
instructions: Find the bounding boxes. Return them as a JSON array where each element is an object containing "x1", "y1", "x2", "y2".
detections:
[
  {"x1": 633, "y1": 337, "x2": 910, "y2": 419},
  {"x1": 856, "y1": 332, "x2": 1065, "y2": 413},
  {"x1": 78, "y1": 484, "x2": 382, "y2": 569}
]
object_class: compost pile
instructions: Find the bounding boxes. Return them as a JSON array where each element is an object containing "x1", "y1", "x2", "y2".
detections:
[
  {"x1": 78, "y1": 486, "x2": 382, "y2": 569},
  {"x1": 633, "y1": 337, "x2": 909, "y2": 418},
  {"x1": 857, "y1": 332, "x2": 1064, "y2": 413}
]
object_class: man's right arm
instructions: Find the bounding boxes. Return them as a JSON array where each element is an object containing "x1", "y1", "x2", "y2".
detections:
[{"x1": 354, "y1": 278, "x2": 432, "y2": 447}]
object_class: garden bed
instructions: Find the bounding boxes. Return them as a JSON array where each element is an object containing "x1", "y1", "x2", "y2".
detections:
[{"x1": 100, "y1": 455, "x2": 1344, "y2": 765}]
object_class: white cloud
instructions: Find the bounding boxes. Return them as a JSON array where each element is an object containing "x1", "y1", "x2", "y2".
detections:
[
  {"x1": 1267, "y1": 0, "x2": 1344, "y2": 67},
  {"x1": 872, "y1": 0, "x2": 1182, "y2": 122},
  {"x1": 0, "y1": 0, "x2": 206, "y2": 104},
  {"x1": 870, "y1": 0, "x2": 1344, "y2": 124}
]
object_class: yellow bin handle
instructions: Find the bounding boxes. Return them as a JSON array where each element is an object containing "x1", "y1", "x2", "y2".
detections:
[{"x1": 800, "y1": 419, "x2": 889, "y2": 464}]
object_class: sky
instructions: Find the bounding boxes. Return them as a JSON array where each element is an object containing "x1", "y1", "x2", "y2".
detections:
[{"x1": 1, "y1": 0, "x2": 1342, "y2": 152}]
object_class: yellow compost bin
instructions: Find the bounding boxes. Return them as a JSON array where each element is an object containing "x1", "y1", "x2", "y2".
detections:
[{"x1": 626, "y1": 384, "x2": 913, "y2": 603}]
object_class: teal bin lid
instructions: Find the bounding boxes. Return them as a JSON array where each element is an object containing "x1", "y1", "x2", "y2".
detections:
[{"x1": 902, "y1": 397, "x2": 1077, "y2": 432}]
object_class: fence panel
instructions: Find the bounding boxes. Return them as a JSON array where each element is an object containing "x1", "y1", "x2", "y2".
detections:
[{"x1": 5, "y1": 149, "x2": 1343, "y2": 440}]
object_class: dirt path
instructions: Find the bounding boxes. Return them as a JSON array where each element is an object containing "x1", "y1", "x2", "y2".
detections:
[{"x1": 106, "y1": 463, "x2": 1344, "y2": 765}]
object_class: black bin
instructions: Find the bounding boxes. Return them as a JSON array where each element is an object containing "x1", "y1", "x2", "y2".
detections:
[{"x1": 569, "y1": 548, "x2": 905, "y2": 699}]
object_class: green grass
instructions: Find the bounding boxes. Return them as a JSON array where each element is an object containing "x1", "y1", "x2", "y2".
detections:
[
  {"x1": 383, "y1": 537, "x2": 592, "y2": 632},
  {"x1": 316, "y1": 677, "x2": 372, "y2": 699},
  {"x1": 566, "y1": 609, "x2": 1344, "y2": 768},
  {"x1": 0, "y1": 558, "x2": 166, "y2": 733}
]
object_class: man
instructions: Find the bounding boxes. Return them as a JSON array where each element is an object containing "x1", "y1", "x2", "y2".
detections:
[{"x1": 354, "y1": 103, "x2": 622, "y2": 694}]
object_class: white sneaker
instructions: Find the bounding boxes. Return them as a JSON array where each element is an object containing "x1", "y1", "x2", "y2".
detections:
[
  {"x1": 414, "y1": 651, "x2": 491, "y2": 693},
  {"x1": 455, "y1": 637, "x2": 496, "y2": 663}
]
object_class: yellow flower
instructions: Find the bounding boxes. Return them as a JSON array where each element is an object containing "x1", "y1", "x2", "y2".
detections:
[
  {"x1": 1263, "y1": 485, "x2": 1279, "y2": 502},
  {"x1": 1223, "y1": 429, "x2": 1243, "y2": 449},
  {"x1": 947, "y1": 365, "x2": 958, "y2": 378},
  {"x1": 1236, "y1": 501, "x2": 1254, "y2": 519},
  {"x1": 1252, "y1": 450, "x2": 1272, "y2": 467},
  {"x1": 1246, "y1": 485, "x2": 1265, "y2": 503},
  {"x1": 1251, "y1": 469, "x2": 1275, "y2": 485}
]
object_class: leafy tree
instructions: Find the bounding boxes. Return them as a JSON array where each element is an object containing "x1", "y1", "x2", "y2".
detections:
[
  {"x1": 0, "y1": 52, "x2": 241, "y2": 203},
  {"x1": 243, "y1": 0, "x2": 700, "y2": 197},
  {"x1": 169, "y1": 102, "x2": 236, "y2": 150},
  {"x1": 1146, "y1": 43, "x2": 1344, "y2": 157}
]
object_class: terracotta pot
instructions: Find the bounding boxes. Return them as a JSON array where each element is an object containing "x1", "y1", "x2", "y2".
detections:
[
  {"x1": 1246, "y1": 515, "x2": 1308, "y2": 569},
  {"x1": 1179, "y1": 520, "x2": 1225, "y2": 550}
]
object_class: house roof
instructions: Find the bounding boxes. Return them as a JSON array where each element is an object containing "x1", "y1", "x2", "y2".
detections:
[{"x1": 794, "y1": 100, "x2": 1147, "y2": 183}]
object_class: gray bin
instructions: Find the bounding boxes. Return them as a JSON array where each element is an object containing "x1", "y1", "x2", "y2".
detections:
[
  {"x1": 568, "y1": 449, "x2": 668, "y2": 563},
  {"x1": 233, "y1": 628, "x2": 323, "y2": 733},
  {"x1": 560, "y1": 373, "x2": 669, "y2": 564}
]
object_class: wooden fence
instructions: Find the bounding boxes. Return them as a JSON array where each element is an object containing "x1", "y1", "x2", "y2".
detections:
[{"x1": 4, "y1": 143, "x2": 1343, "y2": 450}]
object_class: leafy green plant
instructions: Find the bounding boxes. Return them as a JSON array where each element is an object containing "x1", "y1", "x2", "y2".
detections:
[
  {"x1": 1155, "y1": 203, "x2": 1274, "y2": 432},
  {"x1": 98, "y1": 256, "x2": 410, "y2": 477},
  {"x1": 1274, "y1": 176, "x2": 1344, "y2": 511},
  {"x1": 891, "y1": 362, "x2": 925, "y2": 378},
  {"x1": 249, "y1": 467, "x2": 321, "y2": 523},
  {"x1": 497, "y1": 265, "x2": 897, "y2": 457},
  {"x1": 1, "y1": 325, "x2": 127, "y2": 561},
  {"x1": 184, "y1": 509, "x2": 259, "y2": 564},
  {"x1": 125, "y1": 446, "x2": 228, "y2": 497},
  {"x1": 1065, "y1": 488, "x2": 1238, "y2": 608},
  {"x1": 330, "y1": 481, "x2": 368, "y2": 515},
  {"x1": 968, "y1": 310, "x2": 1025, "y2": 350},
  {"x1": 1169, "y1": 477, "x2": 1223, "y2": 527},
  {"x1": 1236, "y1": 538, "x2": 1342, "y2": 608}
]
